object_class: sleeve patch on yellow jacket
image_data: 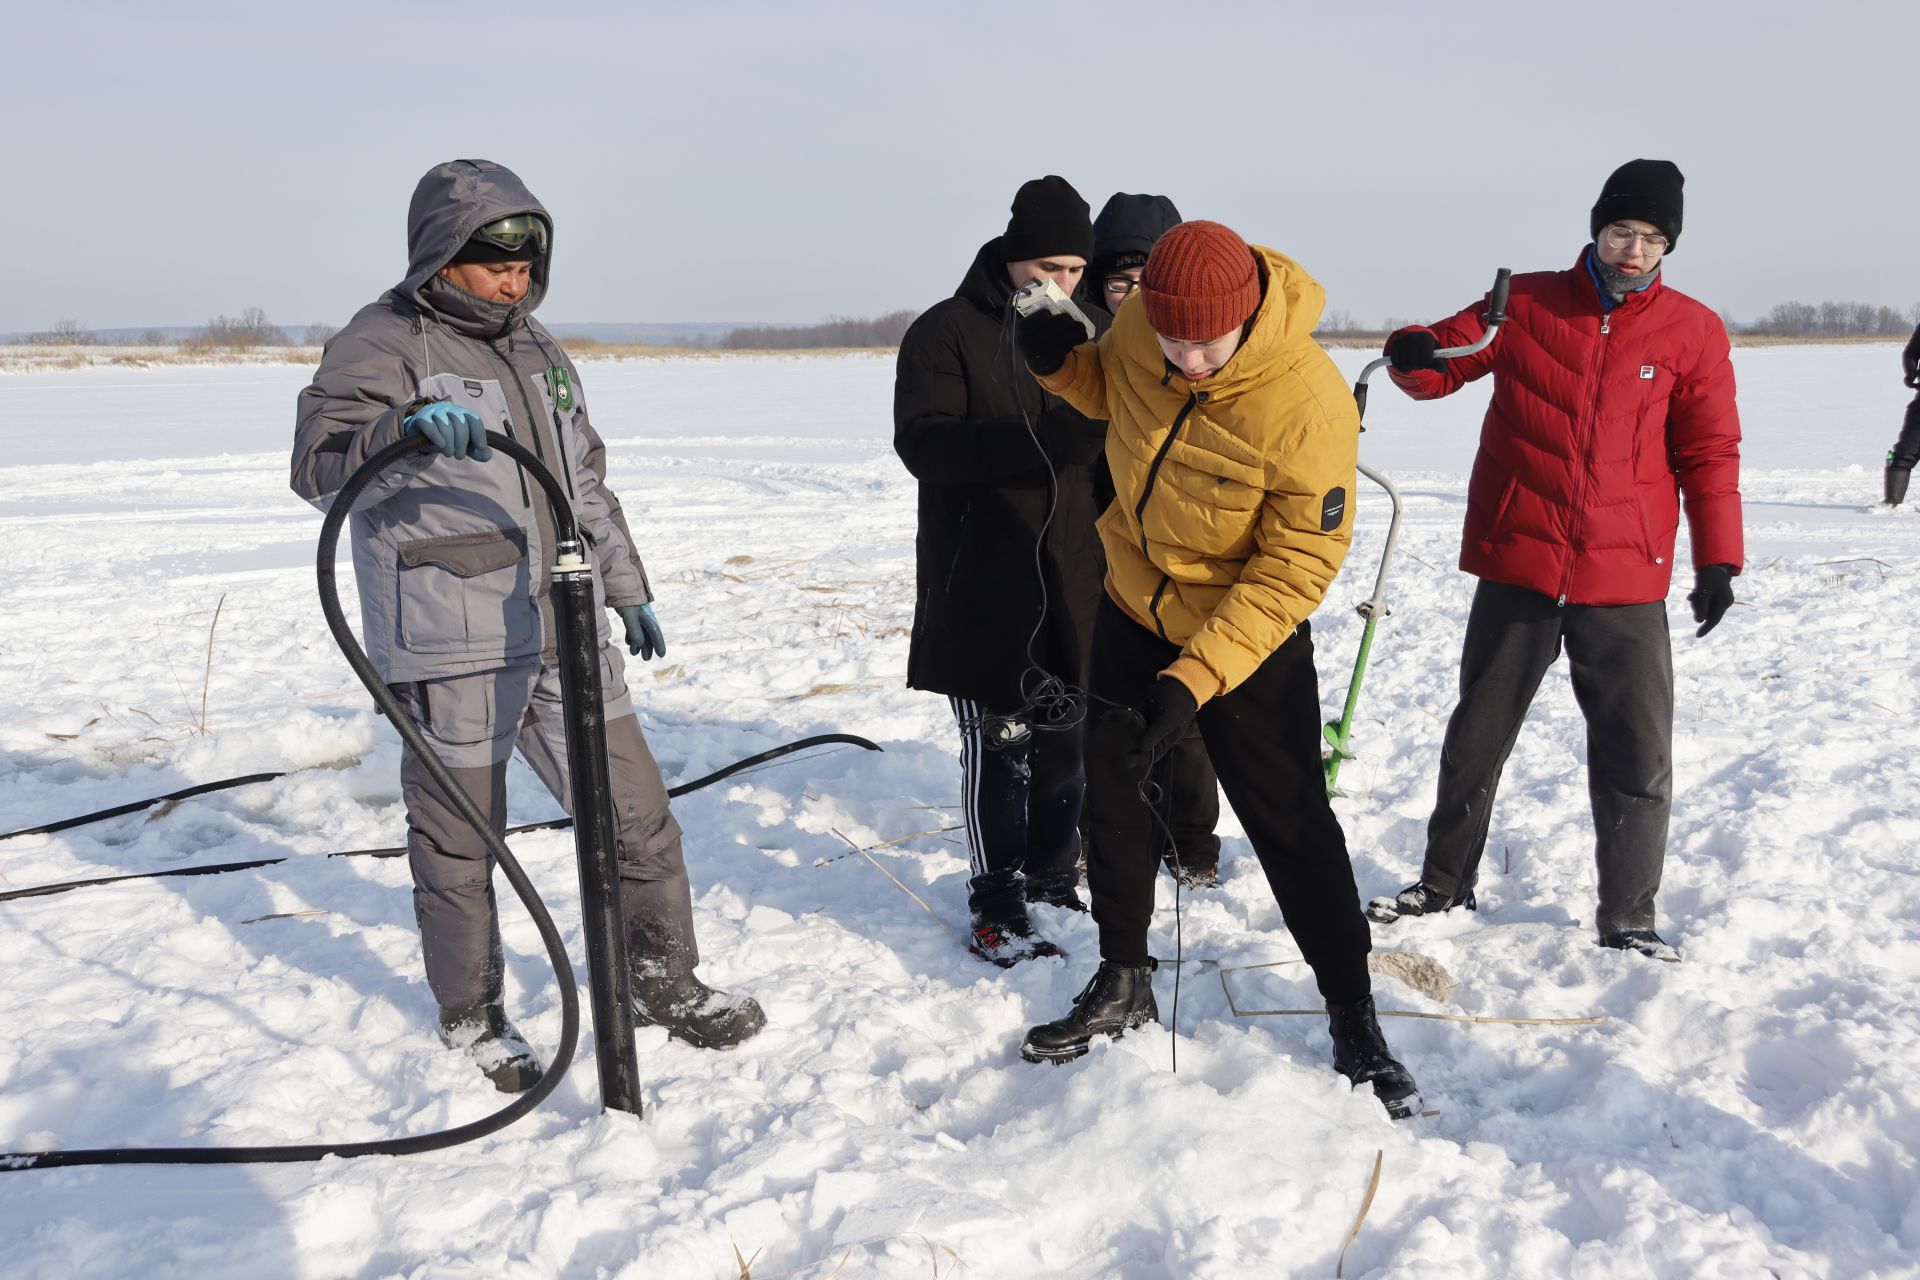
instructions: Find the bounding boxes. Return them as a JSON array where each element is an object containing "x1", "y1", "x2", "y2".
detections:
[{"x1": 1321, "y1": 487, "x2": 1347, "y2": 532}]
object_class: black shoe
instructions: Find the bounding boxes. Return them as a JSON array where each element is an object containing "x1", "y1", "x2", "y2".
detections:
[
  {"x1": 969, "y1": 908, "x2": 1065, "y2": 968},
  {"x1": 1024, "y1": 875, "x2": 1090, "y2": 913},
  {"x1": 438, "y1": 1003, "x2": 542, "y2": 1093},
  {"x1": 1165, "y1": 858, "x2": 1219, "y2": 889},
  {"x1": 1019, "y1": 960, "x2": 1159, "y2": 1063},
  {"x1": 632, "y1": 972, "x2": 767, "y2": 1049},
  {"x1": 1327, "y1": 995, "x2": 1422, "y2": 1120},
  {"x1": 1365, "y1": 881, "x2": 1476, "y2": 924},
  {"x1": 1598, "y1": 928, "x2": 1681, "y2": 963}
]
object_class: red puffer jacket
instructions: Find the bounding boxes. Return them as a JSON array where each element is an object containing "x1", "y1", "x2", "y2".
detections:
[{"x1": 1388, "y1": 252, "x2": 1743, "y2": 606}]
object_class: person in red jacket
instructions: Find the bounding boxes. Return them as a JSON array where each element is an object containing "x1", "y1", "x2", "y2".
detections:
[
  {"x1": 1883, "y1": 322, "x2": 1920, "y2": 504},
  {"x1": 1364, "y1": 159, "x2": 1742, "y2": 963}
]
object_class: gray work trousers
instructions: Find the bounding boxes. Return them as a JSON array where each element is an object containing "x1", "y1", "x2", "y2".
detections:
[
  {"x1": 393, "y1": 655, "x2": 698, "y2": 1011},
  {"x1": 1420, "y1": 580, "x2": 1674, "y2": 934}
]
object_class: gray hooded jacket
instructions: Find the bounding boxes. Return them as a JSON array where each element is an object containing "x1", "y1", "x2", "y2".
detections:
[{"x1": 292, "y1": 160, "x2": 652, "y2": 685}]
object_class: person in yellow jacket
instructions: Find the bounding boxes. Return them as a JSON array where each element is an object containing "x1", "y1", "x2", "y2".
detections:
[{"x1": 1008, "y1": 220, "x2": 1419, "y2": 1118}]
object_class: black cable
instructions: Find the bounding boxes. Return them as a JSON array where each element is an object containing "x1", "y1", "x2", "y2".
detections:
[
  {"x1": 1, "y1": 773, "x2": 288, "y2": 841},
  {"x1": 1138, "y1": 773, "x2": 1184, "y2": 1075},
  {"x1": 2, "y1": 432, "x2": 579, "y2": 1171},
  {"x1": 0, "y1": 735, "x2": 883, "y2": 904}
]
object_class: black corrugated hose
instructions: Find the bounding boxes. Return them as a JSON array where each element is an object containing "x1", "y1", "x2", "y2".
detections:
[{"x1": 8, "y1": 433, "x2": 621, "y2": 1169}]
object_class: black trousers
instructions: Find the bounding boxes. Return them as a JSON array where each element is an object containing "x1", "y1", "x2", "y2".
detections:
[
  {"x1": 1085, "y1": 598, "x2": 1371, "y2": 1003},
  {"x1": 949, "y1": 696, "x2": 1085, "y2": 917},
  {"x1": 1420, "y1": 580, "x2": 1674, "y2": 934},
  {"x1": 1892, "y1": 392, "x2": 1920, "y2": 467}
]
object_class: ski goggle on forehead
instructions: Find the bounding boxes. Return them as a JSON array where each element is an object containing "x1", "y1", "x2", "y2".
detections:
[{"x1": 472, "y1": 213, "x2": 549, "y2": 254}]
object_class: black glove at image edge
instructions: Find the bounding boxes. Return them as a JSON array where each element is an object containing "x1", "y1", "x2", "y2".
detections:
[{"x1": 1688, "y1": 564, "x2": 1734, "y2": 637}]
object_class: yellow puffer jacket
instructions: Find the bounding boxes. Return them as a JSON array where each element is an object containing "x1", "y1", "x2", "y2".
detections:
[{"x1": 1037, "y1": 246, "x2": 1358, "y2": 705}]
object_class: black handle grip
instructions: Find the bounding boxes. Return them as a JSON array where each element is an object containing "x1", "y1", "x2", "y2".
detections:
[{"x1": 1486, "y1": 268, "x2": 1512, "y2": 326}]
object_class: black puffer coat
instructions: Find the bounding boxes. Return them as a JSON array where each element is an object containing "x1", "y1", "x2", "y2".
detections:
[{"x1": 894, "y1": 238, "x2": 1112, "y2": 707}]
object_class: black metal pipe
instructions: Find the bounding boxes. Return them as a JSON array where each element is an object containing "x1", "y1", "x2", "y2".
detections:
[{"x1": 549, "y1": 543, "x2": 641, "y2": 1115}]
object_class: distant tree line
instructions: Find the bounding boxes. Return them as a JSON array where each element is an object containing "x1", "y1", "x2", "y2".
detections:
[
  {"x1": 23, "y1": 298, "x2": 1916, "y2": 353},
  {"x1": 721, "y1": 310, "x2": 918, "y2": 350},
  {"x1": 1732, "y1": 300, "x2": 1920, "y2": 338},
  {"x1": 13, "y1": 309, "x2": 337, "y2": 350}
]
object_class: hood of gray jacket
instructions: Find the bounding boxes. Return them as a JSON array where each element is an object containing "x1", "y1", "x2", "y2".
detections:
[{"x1": 399, "y1": 159, "x2": 552, "y2": 326}]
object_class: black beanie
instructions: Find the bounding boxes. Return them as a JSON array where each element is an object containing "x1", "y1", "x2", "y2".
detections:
[
  {"x1": 1590, "y1": 159, "x2": 1685, "y2": 252},
  {"x1": 1001, "y1": 175, "x2": 1093, "y2": 263},
  {"x1": 448, "y1": 234, "x2": 544, "y2": 266}
]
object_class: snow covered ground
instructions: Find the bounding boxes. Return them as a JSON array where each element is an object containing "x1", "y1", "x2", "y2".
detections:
[{"x1": 1, "y1": 345, "x2": 1915, "y2": 1278}]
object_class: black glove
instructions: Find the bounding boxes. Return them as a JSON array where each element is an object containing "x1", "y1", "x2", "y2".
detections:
[
  {"x1": 1902, "y1": 341, "x2": 1919, "y2": 389},
  {"x1": 1038, "y1": 412, "x2": 1106, "y2": 466},
  {"x1": 1386, "y1": 330, "x2": 1443, "y2": 374},
  {"x1": 1016, "y1": 309, "x2": 1088, "y2": 376},
  {"x1": 1688, "y1": 564, "x2": 1734, "y2": 637},
  {"x1": 1125, "y1": 678, "x2": 1198, "y2": 773},
  {"x1": 1888, "y1": 459, "x2": 1912, "y2": 506}
]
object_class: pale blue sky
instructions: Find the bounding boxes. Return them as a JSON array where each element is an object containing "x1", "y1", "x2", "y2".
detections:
[{"x1": 7, "y1": 0, "x2": 1914, "y2": 332}]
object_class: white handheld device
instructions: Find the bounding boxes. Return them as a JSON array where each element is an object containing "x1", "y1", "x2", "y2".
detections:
[{"x1": 1011, "y1": 277, "x2": 1096, "y2": 341}]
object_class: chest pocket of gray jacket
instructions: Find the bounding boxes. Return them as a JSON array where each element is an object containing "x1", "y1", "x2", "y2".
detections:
[
  {"x1": 395, "y1": 529, "x2": 536, "y2": 655},
  {"x1": 421, "y1": 372, "x2": 516, "y2": 441}
]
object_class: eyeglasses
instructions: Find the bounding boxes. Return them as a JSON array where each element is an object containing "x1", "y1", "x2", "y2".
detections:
[
  {"x1": 1103, "y1": 274, "x2": 1142, "y2": 297},
  {"x1": 1601, "y1": 224, "x2": 1669, "y2": 254},
  {"x1": 472, "y1": 213, "x2": 549, "y2": 255}
]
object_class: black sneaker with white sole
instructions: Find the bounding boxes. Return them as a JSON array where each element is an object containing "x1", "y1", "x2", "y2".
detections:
[{"x1": 1365, "y1": 881, "x2": 1476, "y2": 924}]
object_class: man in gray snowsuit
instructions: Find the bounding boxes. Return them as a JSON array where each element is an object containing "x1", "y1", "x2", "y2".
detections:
[{"x1": 291, "y1": 159, "x2": 763, "y2": 1091}]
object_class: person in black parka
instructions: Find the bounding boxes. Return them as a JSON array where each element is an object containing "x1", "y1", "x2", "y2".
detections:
[
  {"x1": 1884, "y1": 322, "x2": 1920, "y2": 504},
  {"x1": 894, "y1": 175, "x2": 1112, "y2": 965},
  {"x1": 1079, "y1": 191, "x2": 1225, "y2": 889}
]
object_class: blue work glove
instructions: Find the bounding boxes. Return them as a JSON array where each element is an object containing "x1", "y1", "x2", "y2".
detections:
[
  {"x1": 616, "y1": 604, "x2": 666, "y2": 661},
  {"x1": 404, "y1": 401, "x2": 491, "y2": 460}
]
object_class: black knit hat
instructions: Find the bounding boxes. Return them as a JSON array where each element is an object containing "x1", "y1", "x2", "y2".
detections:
[
  {"x1": 1590, "y1": 159, "x2": 1685, "y2": 252},
  {"x1": 448, "y1": 236, "x2": 538, "y2": 266},
  {"x1": 1001, "y1": 175, "x2": 1093, "y2": 263}
]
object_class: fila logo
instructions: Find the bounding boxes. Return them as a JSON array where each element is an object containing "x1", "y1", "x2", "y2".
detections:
[{"x1": 1638, "y1": 365, "x2": 1656, "y2": 380}]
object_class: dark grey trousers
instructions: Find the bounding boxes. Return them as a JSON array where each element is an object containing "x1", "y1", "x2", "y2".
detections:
[
  {"x1": 395, "y1": 658, "x2": 698, "y2": 1010},
  {"x1": 1420, "y1": 580, "x2": 1674, "y2": 934}
]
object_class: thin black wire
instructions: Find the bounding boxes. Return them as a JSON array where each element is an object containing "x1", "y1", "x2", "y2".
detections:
[{"x1": 1138, "y1": 771, "x2": 1184, "y2": 1074}]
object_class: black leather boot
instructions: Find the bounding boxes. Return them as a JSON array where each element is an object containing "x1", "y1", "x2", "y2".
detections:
[
  {"x1": 1328, "y1": 995, "x2": 1422, "y2": 1120},
  {"x1": 438, "y1": 1003, "x2": 542, "y2": 1093},
  {"x1": 1019, "y1": 960, "x2": 1158, "y2": 1063},
  {"x1": 632, "y1": 972, "x2": 767, "y2": 1049}
]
